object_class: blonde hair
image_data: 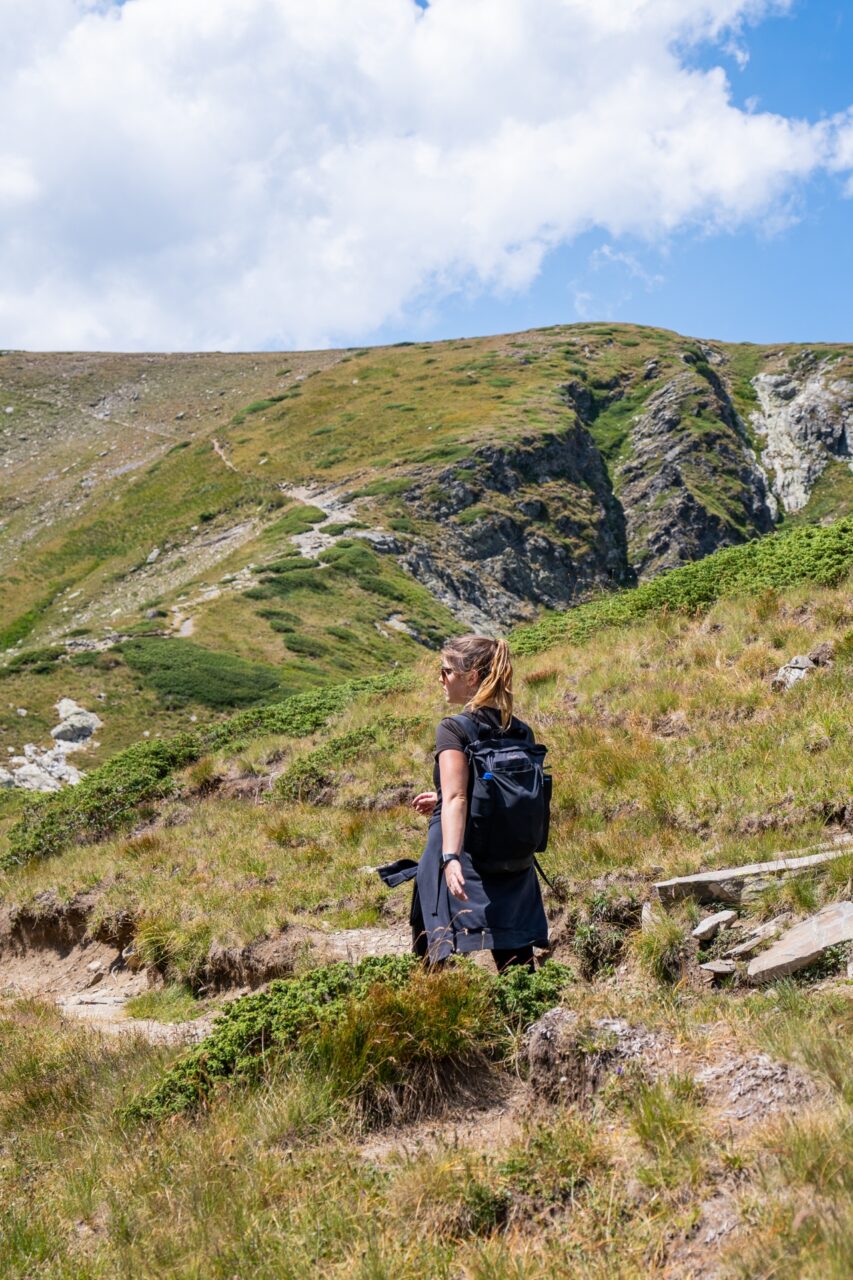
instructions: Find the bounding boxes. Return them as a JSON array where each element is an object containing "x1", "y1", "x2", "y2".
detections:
[{"x1": 442, "y1": 635, "x2": 513, "y2": 729}]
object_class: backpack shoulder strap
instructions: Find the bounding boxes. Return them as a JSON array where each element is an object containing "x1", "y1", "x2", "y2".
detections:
[
  {"x1": 455, "y1": 712, "x2": 534, "y2": 744},
  {"x1": 451, "y1": 712, "x2": 487, "y2": 746}
]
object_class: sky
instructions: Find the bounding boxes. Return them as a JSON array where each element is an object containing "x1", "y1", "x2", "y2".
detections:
[{"x1": 0, "y1": 0, "x2": 850, "y2": 351}]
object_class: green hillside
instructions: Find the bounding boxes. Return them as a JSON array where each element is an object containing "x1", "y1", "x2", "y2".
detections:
[
  {"x1": 3, "y1": 326, "x2": 851, "y2": 791},
  {"x1": 0, "y1": 520, "x2": 851, "y2": 1278}
]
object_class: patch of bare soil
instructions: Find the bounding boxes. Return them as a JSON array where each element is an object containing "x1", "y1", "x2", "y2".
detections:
[
  {"x1": 666, "y1": 1189, "x2": 742, "y2": 1279},
  {"x1": 0, "y1": 892, "x2": 420, "y2": 1041},
  {"x1": 525, "y1": 1008, "x2": 822, "y2": 1133},
  {"x1": 303, "y1": 923, "x2": 411, "y2": 963}
]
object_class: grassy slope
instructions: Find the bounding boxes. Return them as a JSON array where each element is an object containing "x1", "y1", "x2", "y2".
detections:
[
  {"x1": 4, "y1": 328, "x2": 851, "y2": 775},
  {"x1": 0, "y1": 523, "x2": 852, "y2": 1277},
  {"x1": 2, "y1": 519, "x2": 851, "y2": 966}
]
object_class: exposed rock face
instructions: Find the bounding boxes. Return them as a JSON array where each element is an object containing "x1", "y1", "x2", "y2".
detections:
[
  {"x1": 2, "y1": 742, "x2": 83, "y2": 792},
  {"x1": 614, "y1": 369, "x2": 775, "y2": 578},
  {"x1": 751, "y1": 359, "x2": 853, "y2": 513},
  {"x1": 2, "y1": 697, "x2": 102, "y2": 791},
  {"x1": 51, "y1": 698, "x2": 102, "y2": 743},
  {"x1": 393, "y1": 350, "x2": 848, "y2": 628},
  {"x1": 400, "y1": 425, "x2": 631, "y2": 630}
]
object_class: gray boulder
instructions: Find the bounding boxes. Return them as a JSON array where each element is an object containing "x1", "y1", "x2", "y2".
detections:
[
  {"x1": 747, "y1": 901, "x2": 853, "y2": 983},
  {"x1": 50, "y1": 698, "x2": 103, "y2": 743},
  {"x1": 692, "y1": 909, "x2": 737, "y2": 941},
  {"x1": 771, "y1": 654, "x2": 816, "y2": 692}
]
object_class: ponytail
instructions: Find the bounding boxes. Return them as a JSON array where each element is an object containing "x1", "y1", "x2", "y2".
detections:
[{"x1": 441, "y1": 635, "x2": 514, "y2": 729}]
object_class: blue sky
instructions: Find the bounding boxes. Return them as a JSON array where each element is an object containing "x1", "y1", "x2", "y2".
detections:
[{"x1": 1, "y1": 0, "x2": 851, "y2": 350}]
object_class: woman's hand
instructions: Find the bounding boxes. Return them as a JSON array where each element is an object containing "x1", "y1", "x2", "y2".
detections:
[
  {"x1": 412, "y1": 791, "x2": 438, "y2": 816},
  {"x1": 444, "y1": 860, "x2": 468, "y2": 901}
]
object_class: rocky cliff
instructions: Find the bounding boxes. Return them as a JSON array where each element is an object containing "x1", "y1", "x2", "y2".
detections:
[
  {"x1": 750, "y1": 353, "x2": 852, "y2": 513},
  {"x1": 391, "y1": 341, "x2": 850, "y2": 623},
  {"x1": 399, "y1": 425, "x2": 630, "y2": 630}
]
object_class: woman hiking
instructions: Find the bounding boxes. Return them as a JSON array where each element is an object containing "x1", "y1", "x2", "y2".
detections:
[{"x1": 407, "y1": 635, "x2": 549, "y2": 971}]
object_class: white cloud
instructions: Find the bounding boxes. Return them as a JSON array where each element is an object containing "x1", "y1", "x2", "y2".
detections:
[
  {"x1": 589, "y1": 245, "x2": 664, "y2": 291},
  {"x1": 0, "y1": 0, "x2": 849, "y2": 349}
]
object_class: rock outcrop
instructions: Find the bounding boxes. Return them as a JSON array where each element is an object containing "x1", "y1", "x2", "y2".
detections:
[
  {"x1": 391, "y1": 348, "x2": 849, "y2": 627},
  {"x1": 400, "y1": 425, "x2": 631, "y2": 631},
  {"x1": 614, "y1": 368, "x2": 775, "y2": 578},
  {"x1": 0, "y1": 698, "x2": 102, "y2": 792},
  {"x1": 747, "y1": 901, "x2": 853, "y2": 983},
  {"x1": 751, "y1": 357, "x2": 853, "y2": 513}
]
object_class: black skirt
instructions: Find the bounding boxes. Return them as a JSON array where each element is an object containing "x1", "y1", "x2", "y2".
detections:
[{"x1": 412, "y1": 815, "x2": 548, "y2": 963}]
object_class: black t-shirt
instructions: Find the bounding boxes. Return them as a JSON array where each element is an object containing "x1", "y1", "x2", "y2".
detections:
[{"x1": 432, "y1": 707, "x2": 533, "y2": 818}]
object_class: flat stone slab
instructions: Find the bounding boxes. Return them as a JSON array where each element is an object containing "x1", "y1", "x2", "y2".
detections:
[
  {"x1": 692, "y1": 910, "x2": 737, "y2": 941},
  {"x1": 699, "y1": 960, "x2": 737, "y2": 984},
  {"x1": 655, "y1": 842, "x2": 852, "y2": 904},
  {"x1": 723, "y1": 915, "x2": 792, "y2": 959},
  {"x1": 747, "y1": 901, "x2": 853, "y2": 983}
]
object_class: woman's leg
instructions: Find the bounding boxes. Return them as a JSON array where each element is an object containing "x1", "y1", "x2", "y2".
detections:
[{"x1": 491, "y1": 945, "x2": 535, "y2": 973}]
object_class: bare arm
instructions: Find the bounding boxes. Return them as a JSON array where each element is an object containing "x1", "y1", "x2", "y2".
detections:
[{"x1": 438, "y1": 749, "x2": 469, "y2": 901}]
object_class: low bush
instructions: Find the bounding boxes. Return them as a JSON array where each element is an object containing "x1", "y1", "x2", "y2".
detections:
[
  {"x1": 513, "y1": 517, "x2": 853, "y2": 656},
  {"x1": 124, "y1": 956, "x2": 574, "y2": 1124},
  {"x1": 264, "y1": 504, "x2": 326, "y2": 537},
  {"x1": 275, "y1": 715, "x2": 424, "y2": 801},
  {"x1": 0, "y1": 646, "x2": 65, "y2": 677},
  {"x1": 120, "y1": 637, "x2": 282, "y2": 710}
]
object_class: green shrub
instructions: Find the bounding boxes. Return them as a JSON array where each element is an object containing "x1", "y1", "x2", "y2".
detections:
[
  {"x1": 68, "y1": 651, "x2": 100, "y2": 668},
  {"x1": 4, "y1": 734, "x2": 200, "y2": 868},
  {"x1": 490, "y1": 960, "x2": 573, "y2": 1026},
  {"x1": 262, "y1": 557, "x2": 315, "y2": 575},
  {"x1": 281, "y1": 634, "x2": 328, "y2": 658},
  {"x1": 275, "y1": 715, "x2": 424, "y2": 801},
  {"x1": 264, "y1": 504, "x2": 326, "y2": 537},
  {"x1": 513, "y1": 518, "x2": 853, "y2": 656},
  {"x1": 0, "y1": 646, "x2": 65, "y2": 677},
  {"x1": 120, "y1": 637, "x2": 282, "y2": 710},
  {"x1": 244, "y1": 572, "x2": 329, "y2": 600},
  {"x1": 123, "y1": 957, "x2": 575, "y2": 1124}
]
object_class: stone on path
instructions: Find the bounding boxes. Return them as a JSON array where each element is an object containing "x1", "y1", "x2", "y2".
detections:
[
  {"x1": 747, "y1": 901, "x2": 853, "y2": 983},
  {"x1": 692, "y1": 910, "x2": 737, "y2": 941},
  {"x1": 699, "y1": 960, "x2": 737, "y2": 984},
  {"x1": 655, "y1": 839, "x2": 852, "y2": 904}
]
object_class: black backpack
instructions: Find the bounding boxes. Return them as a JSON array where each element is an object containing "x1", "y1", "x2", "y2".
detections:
[{"x1": 455, "y1": 713, "x2": 552, "y2": 874}]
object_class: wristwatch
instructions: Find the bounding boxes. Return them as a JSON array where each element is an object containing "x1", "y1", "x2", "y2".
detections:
[{"x1": 441, "y1": 852, "x2": 461, "y2": 865}]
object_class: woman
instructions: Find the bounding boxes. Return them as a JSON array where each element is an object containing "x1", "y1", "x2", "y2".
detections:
[{"x1": 409, "y1": 635, "x2": 548, "y2": 970}]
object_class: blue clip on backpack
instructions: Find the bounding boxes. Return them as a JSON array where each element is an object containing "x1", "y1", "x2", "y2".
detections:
[{"x1": 456, "y1": 714, "x2": 552, "y2": 874}]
